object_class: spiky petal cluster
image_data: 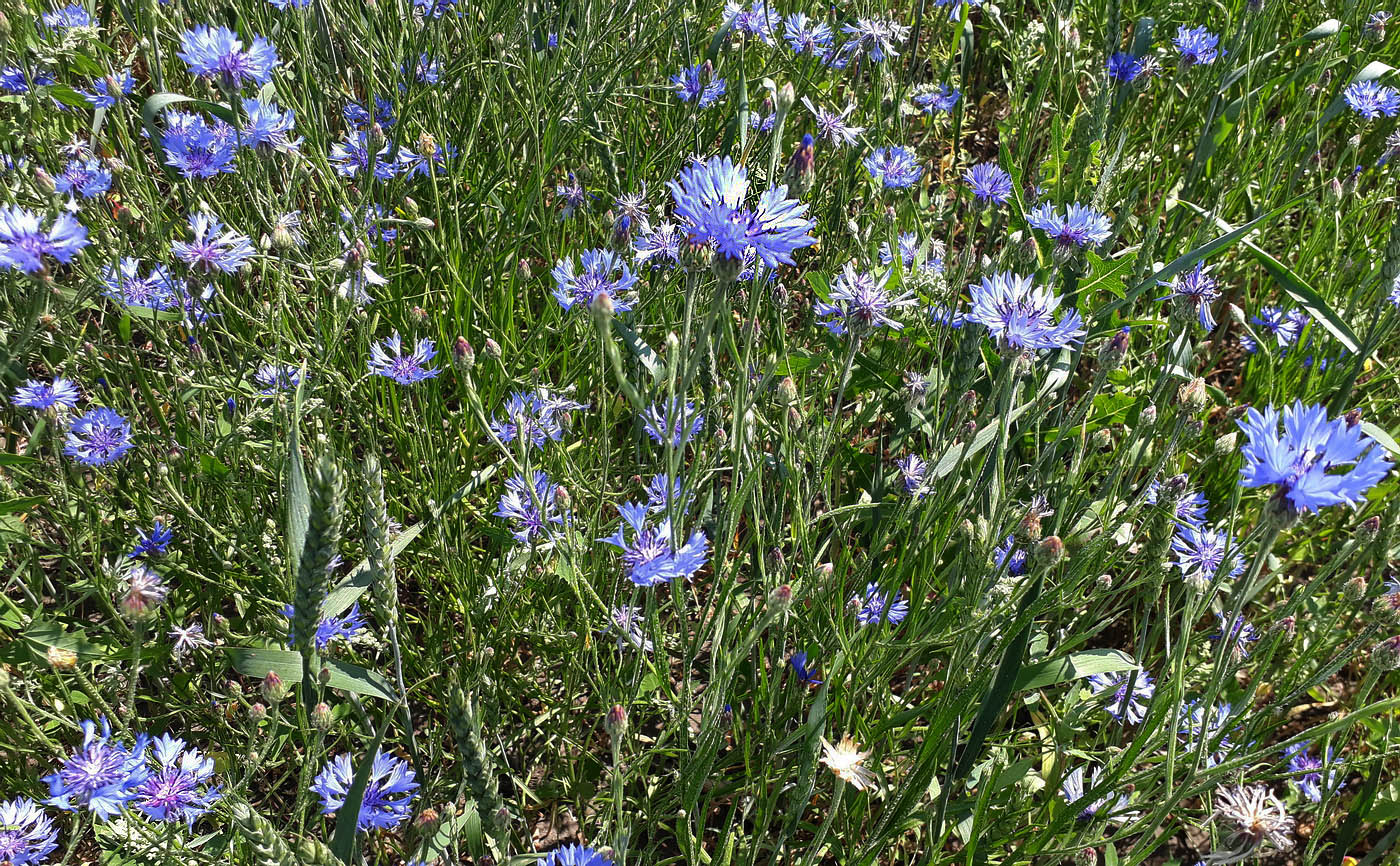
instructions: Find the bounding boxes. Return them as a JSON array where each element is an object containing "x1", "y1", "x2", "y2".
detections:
[
  {"x1": 43, "y1": 719, "x2": 151, "y2": 820},
  {"x1": 11, "y1": 379, "x2": 81, "y2": 413},
  {"x1": 64, "y1": 408, "x2": 134, "y2": 466},
  {"x1": 814, "y1": 263, "x2": 917, "y2": 335},
  {"x1": 1158, "y1": 262, "x2": 1221, "y2": 330},
  {"x1": 552, "y1": 249, "x2": 638, "y2": 313},
  {"x1": 642, "y1": 398, "x2": 704, "y2": 448},
  {"x1": 540, "y1": 844, "x2": 614, "y2": 866},
  {"x1": 599, "y1": 502, "x2": 709, "y2": 586},
  {"x1": 1170, "y1": 524, "x2": 1245, "y2": 590},
  {"x1": 1086, "y1": 669, "x2": 1154, "y2": 724},
  {"x1": 0, "y1": 206, "x2": 89, "y2": 274},
  {"x1": 853, "y1": 582, "x2": 908, "y2": 626},
  {"x1": 962, "y1": 163, "x2": 1014, "y2": 205},
  {"x1": 1203, "y1": 785, "x2": 1294, "y2": 864},
  {"x1": 177, "y1": 25, "x2": 279, "y2": 88},
  {"x1": 172, "y1": 212, "x2": 255, "y2": 273},
  {"x1": 1236, "y1": 401, "x2": 1392, "y2": 513},
  {"x1": 0, "y1": 798, "x2": 58, "y2": 866},
  {"x1": 1174, "y1": 25, "x2": 1221, "y2": 66},
  {"x1": 1344, "y1": 80, "x2": 1400, "y2": 119},
  {"x1": 863, "y1": 146, "x2": 923, "y2": 189},
  {"x1": 1026, "y1": 202, "x2": 1112, "y2": 249},
  {"x1": 367, "y1": 333, "x2": 440, "y2": 384},
  {"x1": 967, "y1": 271, "x2": 1085, "y2": 351},
  {"x1": 495, "y1": 471, "x2": 570, "y2": 545},
  {"x1": 667, "y1": 156, "x2": 816, "y2": 269},
  {"x1": 133, "y1": 735, "x2": 222, "y2": 827},
  {"x1": 312, "y1": 752, "x2": 419, "y2": 832},
  {"x1": 1059, "y1": 766, "x2": 1137, "y2": 823}
]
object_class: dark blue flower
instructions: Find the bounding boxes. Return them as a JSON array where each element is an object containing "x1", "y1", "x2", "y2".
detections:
[
  {"x1": 836, "y1": 17, "x2": 910, "y2": 63},
  {"x1": 1178, "y1": 700, "x2": 1238, "y2": 767},
  {"x1": 1211, "y1": 613, "x2": 1260, "y2": 658},
  {"x1": 540, "y1": 845, "x2": 614, "y2": 866},
  {"x1": 178, "y1": 25, "x2": 279, "y2": 88},
  {"x1": 64, "y1": 408, "x2": 134, "y2": 466},
  {"x1": 496, "y1": 471, "x2": 569, "y2": 545},
  {"x1": 783, "y1": 12, "x2": 833, "y2": 54},
  {"x1": 788, "y1": 651, "x2": 823, "y2": 685},
  {"x1": 853, "y1": 582, "x2": 908, "y2": 626},
  {"x1": 667, "y1": 155, "x2": 816, "y2": 269},
  {"x1": 634, "y1": 222, "x2": 682, "y2": 268},
  {"x1": 1027, "y1": 202, "x2": 1112, "y2": 249},
  {"x1": 161, "y1": 111, "x2": 239, "y2": 179},
  {"x1": 1145, "y1": 479, "x2": 1208, "y2": 526},
  {"x1": 1059, "y1": 765, "x2": 1136, "y2": 822},
  {"x1": 133, "y1": 734, "x2": 221, "y2": 827},
  {"x1": 962, "y1": 162, "x2": 1014, "y2": 205},
  {"x1": 128, "y1": 521, "x2": 173, "y2": 558},
  {"x1": 670, "y1": 63, "x2": 726, "y2": 108},
  {"x1": 912, "y1": 83, "x2": 959, "y2": 114},
  {"x1": 1157, "y1": 262, "x2": 1221, "y2": 330},
  {"x1": 814, "y1": 262, "x2": 917, "y2": 335},
  {"x1": 368, "y1": 333, "x2": 440, "y2": 384},
  {"x1": 1173, "y1": 25, "x2": 1220, "y2": 66},
  {"x1": 312, "y1": 752, "x2": 418, "y2": 832},
  {"x1": 599, "y1": 502, "x2": 709, "y2": 586},
  {"x1": 1171, "y1": 524, "x2": 1245, "y2": 589},
  {"x1": 282, "y1": 602, "x2": 366, "y2": 649},
  {"x1": 11, "y1": 378, "x2": 80, "y2": 412},
  {"x1": 0, "y1": 206, "x2": 89, "y2": 274},
  {"x1": 43, "y1": 719, "x2": 151, "y2": 819},
  {"x1": 863, "y1": 146, "x2": 923, "y2": 188},
  {"x1": 896, "y1": 454, "x2": 930, "y2": 498},
  {"x1": 54, "y1": 158, "x2": 111, "y2": 199},
  {"x1": 491, "y1": 389, "x2": 586, "y2": 448},
  {"x1": 642, "y1": 398, "x2": 704, "y2": 448},
  {"x1": 240, "y1": 97, "x2": 299, "y2": 152},
  {"x1": 1237, "y1": 401, "x2": 1392, "y2": 513},
  {"x1": 1250, "y1": 305, "x2": 1308, "y2": 347},
  {"x1": 81, "y1": 71, "x2": 136, "y2": 108},
  {"x1": 1086, "y1": 669, "x2": 1154, "y2": 723},
  {"x1": 1284, "y1": 742, "x2": 1342, "y2": 803},
  {"x1": 880, "y1": 231, "x2": 944, "y2": 274},
  {"x1": 995, "y1": 536, "x2": 1027, "y2": 575},
  {"x1": 1106, "y1": 53, "x2": 1145, "y2": 82},
  {"x1": 803, "y1": 98, "x2": 864, "y2": 147},
  {"x1": 41, "y1": 4, "x2": 93, "y2": 32}
]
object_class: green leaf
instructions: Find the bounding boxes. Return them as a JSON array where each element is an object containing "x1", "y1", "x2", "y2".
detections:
[
  {"x1": 140, "y1": 93, "x2": 239, "y2": 179},
  {"x1": 0, "y1": 496, "x2": 45, "y2": 514},
  {"x1": 0, "y1": 454, "x2": 38, "y2": 467},
  {"x1": 199, "y1": 455, "x2": 231, "y2": 478},
  {"x1": 22, "y1": 619, "x2": 114, "y2": 662},
  {"x1": 286, "y1": 370, "x2": 309, "y2": 588},
  {"x1": 1080, "y1": 250, "x2": 1136, "y2": 299},
  {"x1": 1363, "y1": 422, "x2": 1400, "y2": 457},
  {"x1": 1012, "y1": 648, "x2": 1138, "y2": 692},
  {"x1": 224, "y1": 647, "x2": 397, "y2": 700},
  {"x1": 613, "y1": 319, "x2": 664, "y2": 381}
]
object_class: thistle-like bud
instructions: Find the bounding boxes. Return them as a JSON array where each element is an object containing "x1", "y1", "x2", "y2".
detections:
[
  {"x1": 34, "y1": 168, "x2": 55, "y2": 196},
  {"x1": 1072, "y1": 847, "x2": 1098, "y2": 866},
  {"x1": 1091, "y1": 428, "x2": 1113, "y2": 449},
  {"x1": 416, "y1": 807, "x2": 441, "y2": 829},
  {"x1": 783, "y1": 133, "x2": 816, "y2": 198},
  {"x1": 591, "y1": 290, "x2": 615, "y2": 317},
  {"x1": 249, "y1": 702, "x2": 267, "y2": 722},
  {"x1": 1035, "y1": 535, "x2": 1065, "y2": 567},
  {"x1": 310, "y1": 702, "x2": 333, "y2": 730},
  {"x1": 271, "y1": 222, "x2": 296, "y2": 252},
  {"x1": 768, "y1": 584, "x2": 793, "y2": 615},
  {"x1": 1096, "y1": 574, "x2": 1113, "y2": 591},
  {"x1": 776, "y1": 376, "x2": 798, "y2": 406},
  {"x1": 1177, "y1": 377, "x2": 1208, "y2": 414},
  {"x1": 483, "y1": 338, "x2": 502, "y2": 360},
  {"x1": 712, "y1": 252, "x2": 744, "y2": 284},
  {"x1": 1141, "y1": 405, "x2": 1158, "y2": 426},
  {"x1": 262, "y1": 670, "x2": 288, "y2": 703},
  {"x1": 1343, "y1": 576, "x2": 1368, "y2": 603},
  {"x1": 453, "y1": 336, "x2": 474, "y2": 370},
  {"x1": 417, "y1": 131, "x2": 437, "y2": 159},
  {"x1": 517, "y1": 258, "x2": 533, "y2": 280},
  {"x1": 1371, "y1": 635, "x2": 1400, "y2": 671},
  {"x1": 1018, "y1": 512, "x2": 1042, "y2": 544},
  {"x1": 775, "y1": 81, "x2": 796, "y2": 116},
  {"x1": 1098, "y1": 327, "x2": 1130, "y2": 371},
  {"x1": 1212, "y1": 431, "x2": 1238, "y2": 457},
  {"x1": 1359, "y1": 515, "x2": 1382, "y2": 542},
  {"x1": 605, "y1": 704, "x2": 628, "y2": 739}
]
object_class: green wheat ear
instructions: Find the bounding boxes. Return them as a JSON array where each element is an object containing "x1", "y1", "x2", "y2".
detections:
[
  {"x1": 230, "y1": 802, "x2": 298, "y2": 866},
  {"x1": 449, "y1": 684, "x2": 503, "y2": 838},
  {"x1": 363, "y1": 453, "x2": 397, "y2": 625},
  {"x1": 291, "y1": 454, "x2": 343, "y2": 656}
]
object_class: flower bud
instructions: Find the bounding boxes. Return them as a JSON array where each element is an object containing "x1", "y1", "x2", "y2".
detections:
[
  {"x1": 1211, "y1": 431, "x2": 1238, "y2": 457},
  {"x1": 1371, "y1": 635, "x2": 1400, "y2": 671},
  {"x1": 783, "y1": 133, "x2": 815, "y2": 198},
  {"x1": 1359, "y1": 515, "x2": 1382, "y2": 542},
  {"x1": 1176, "y1": 377, "x2": 1208, "y2": 414},
  {"x1": 311, "y1": 702, "x2": 333, "y2": 730},
  {"x1": 1018, "y1": 512, "x2": 1042, "y2": 544},
  {"x1": 1140, "y1": 405, "x2": 1158, "y2": 426},
  {"x1": 768, "y1": 583, "x2": 793, "y2": 615},
  {"x1": 554, "y1": 485, "x2": 571, "y2": 509},
  {"x1": 34, "y1": 168, "x2": 55, "y2": 196},
  {"x1": 1096, "y1": 573, "x2": 1113, "y2": 591},
  {"x1": 1073, "y1": 847, "x2": 1098, "y2": 866},
  {"x1": 1344, "y1": 576, "x2": 1368, "y2": 603},
  {"x1": 262, "y1": 670, "x2": 288, "y2": 702},
  {"x1": 605, "y1": 704, "x2": 628, "y2": 739},
  {"x1": 712, "y1": 252, "x2": 744, "y2": 284},
  {"x1": 483, "y1": 338, "x2": 502, "y2": 360},
  {"x1": 591, "y1": 290, "x2": 615, "y2": 317},
  {"x1": 47, "y1": 646, "x2": 77, "y2": 670},
  {"x1": 517, "y1": 258, "x2": 532, "y2": 280},
  {"x1": 1098, "y1": 327, "x2": 1130, "y2": 370},
  {"x1": 453, "y1": 336, "x2": 474, "y2": 370},
  {"x1": 1035, "y1": 535, "x2": 1065, "y2": 567},
  {"x1": 249, "y1": 702, "x2": 268, "y2": 722},
  {"x1": 776, "y1": 376, "x2": 798, "y2": 406},
  {"x1": 1091, "y1": 428, "x2": 1113, "y2": 449},
  {"x1": 416, "y1": 807, "x2": 440, "y2": 829},
  {"x1": 775, "y1": 81, "x2": 796, "y2": 115}
]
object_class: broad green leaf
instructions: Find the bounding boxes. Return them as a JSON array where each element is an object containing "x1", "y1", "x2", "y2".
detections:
[
  {"x1": 0, "y1": 496, "x2": 45, "y2": 514},
  {"x1": 1013, "y1": 648, "x2": 1138, "y2": 692},
  {"x1": 225, "y1": 647, "x2": 396, "y2": 700},
  {"x1": 22, "y1": 619, "x2": 114, "y2": 662},
  {"x1": 286, "y1": 368, "x2": 309, "y2": 588},
  {"x1": 613, "y1": 319, "x2": 664, "y2": 381}
]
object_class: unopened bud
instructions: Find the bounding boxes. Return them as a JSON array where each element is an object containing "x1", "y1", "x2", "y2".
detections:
[
  {"x1": 227, "y1": 680, "x2": 244, "y2": 698},
  {"x1": 318, "y1": 665, "x2": 331, "y2": 685},
  {"x1": 776, "y1": 376, "x2": 798, "y2": 406},
  {"x1": 1344, "y1": 576, "x2": 1369, "y2": 603},
  {"x1": 605, "y1": 704, "x2": 628, "y2": 738},
  {"x1": 249, "y1": 702, "x2": 267, "y2": 722},
  {"x1": 1345, "y1": 408, "x2": 1363, "y2": 428},
  {"x1": 517, "y1": 258, "x2": 532, "y2": 280},
  {"x1": 1073, "y1": 847, "x2": 1098, "y2": 866},
  {"x1": 1140, "y1": 405, "x2": 1158, "y2": 426},
  {"x1": 1091, "y1": 428, "x2": 1113, "y2": 449},
  {"x1": 1018, "y1": 512, "x2": 1042, "y2": 544},
  {"x1": 483, "y1": 338, "x2": 502, "y2": 360},
  {"x1": 592, "y1": 291, "x2": 615, "y2": 317},
  {"x1": 453, "y1": 336, "x2": 474, "y2": 369},
  {"x1": 775, "y1": 81, "x2": 796, "y2": 115},
  {"x1": 1212, "y1": 431, "x2": 1238, "y2": 457},
  {"x1": 1177, "y1": 377, "x2": 1208, "y2": 413},
  {"x1": 1096, "y1": 573, "x2": 1113, "y2": 591},
  {"x1": 311, "y1": 702, "x2": 333, "y2": 730},
  {"x1": 34, "y1": 168, "x2": 55, "y2": 195},
  {"x1": 262, "y1": 670, "x2": 288, "y2": 702},
  {"x1": 1035, "y1": 535, "x2": 1065, "y2": 566},
  {"x1": 554, "y1": 485, "x2": 571, "y2": 509},
  {"x1": 1371, "y1": 635, "x2": 1400, "y2": 671},
  {"x1": 416, "y1": 807, "x2": 440, "y2": 828},
  {"x1": 1360, "y1": 515, "x2": 1382, "y2": 542},
  {"x1": 768, "y1": 584, "x2": 793, "y2": 615},
  {"x1": 1098, "y1": 327, "x2": 1130, "y2": 370}
]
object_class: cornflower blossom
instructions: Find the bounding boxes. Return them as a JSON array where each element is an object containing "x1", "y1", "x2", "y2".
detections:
[
  {"x1": 495, "y1": 471, "x2": 569, "y2": 544},
  {"x1": 933, "y1": 0, "x2": 984, "y2": 20},
  {"x1": 133, "y1": 735, "x2": 221, "y2": 827},
  {"x1": 1343, "y1": 81, "x2": 1400, "y2": 119},
  {"x1": 240, "y1": 97, "x2": 300, "y2": 152},
  {"x1": 1174, "y1": 25, "x2": 1221, "y2": 66},
  {"x1": 643, "y1": 398, "x2": 704, "y2": 448},
  {"x1": 1250, "y1": 306, "x2": 1308, "y2": 347},
  {"x1": 490, "y1": 390, "x2": 586, "y2": 448},
  {"x1": 282, "y1": 602, "x2": 366, "y2": 649},
  {"x1": 1086, "y1": 669, "x2": 1154, "y2": 724},
  {"x1": 1145, "y1": 479, "x2": 1209, "y2": 526},
  {"x1": 53, "y1": 158, "x2": 111, "y2": 199},
  {"x1": 168, "y1": 622, "x2": 213, "y2": 658},
  {"x1": 405, "y1": 54, "x2": 440, "y2": 85},
  {"x1": 634, "y1": 222, "x2": 682, "y2": 268},
  {"x1": 11, "y1": 379, "x2": 80, "y2": 413},
  {"x1": 254, "y1": 363, "x2": 301, "y2": 393},
  {"x1": 929, "y1": 304, "x2": 967, "y2": 328},
  {"x1": 670, "y1": 63, "x2": 727, "y2": 108},
  {"x1": 555, "y1": 172, "x2": 589, "y2": 219},
  {"x1": 788, "y1": 652, "x2": 823, "y2": 685},
  {"x1": 967, "y1": 271, "x2": 1086, "y2": 352},
  {"x1": 802, "y1": 98, "x2": 864, "y2": 147},
  {"x1": 1283, "y1": 742, "x2": 1342, "y2": 803},
  {"x1": 820, "y1": 735, "x2": 876, "y2": 790},
  {"x1": 1059, "y1": 766, "x2": 1137, "y2": 823},
  {"x1": 43, "y1": 719, "x2": 151, "y2": 819},
  {"x1": 880, "y1": 232, "x2": 945, "y2": 275},
  {"x1": 540, "y1": 845, "x2": 614, "y2": 866},
  {"x1": 172, "y1": 212, "x2": 255, "y2": 273},
  {"x1": 118, "y1": 564, "x2": 167, "y2": 620},
  {"x1": 667, "y1": 155, "x2": 816, "y2": 270},
  {"x1": 1213, "y1": 613, "x2": 1260, "y2": 659},
  {"x1": 343, "y1": 97, "x2": 395, "y2": 130},
  {"x1": 607, "y1": 605, "x2": 653, "y2": 652},
  {"x1": 962, "y1": 163, "x2": 1014, "y2": 205},
  {"x1": 160, "y1": 111, "x2": 239, "y2": 178},
  {"x1": 177, "y1": 25, "x2": 279, "y2": 88},
  {"x1": 912, "y1": 83, "x2": 959, "y2": 114},
  {"x1": 81, "y1": 71, "x2": 136, "y2": 108},
  {"x1": 63, "y1": 408, "x2": 133, "y2": 466},
  {"x1": 41, "y1": 4, "x2": 93, "y2": 32},
  {"x1": 128, "y1": 521, "x2": 173, "y2": 558},
  {"x1": 814, "y1": 263, "x2": 917, "y2": 336},
  {"x1": 103, "y1": 259, "x2": 182, "y2": 310},
  {"x1": 328, "y1": 131, "x2": 399, "y2": 180},
  {"x1": 863, "y1": 146, "x2": 923, "y2": 189},
  {"x1": 1106, "y1": 53, "x2": 1145, "y2": 82},
  {"x1": 646, "y1": 473, "x2": 691, "y2": 514},
  {"x1": 837, "y1": 17, "x2": 910, "y2": 63},
  {"x1": 724, "y1": 1, "x2": 780, "y2": 42},
  {"x1": 0, "y1": 797, "x2": 59, "y2": 865},
  {"x1": 0, "y1": 68, "x2": 56, "y2": 94},
  {"x1": 312, "y1": 752, "x2": 418, "y2": 832},
  {"x1": 335, "y1": 240, "x2": 387, "y2": 305},
  {"x1": 272, "y1": 211, "x2": 305, "y2": 248},
  {"x1": 1237, "y1": 401, "x2": 1392, "y2": 514},
  {"x1": 853, "y1": 582, "x2": 908, "y2": 626},
  {"x1": 783, "y1": 13, "x2": 833, "y2": 54},
  {"x1": 896, "y1": 454, "x2": 930, "y2": 498},
  {"x1": 1158, "y1": 261, "x2": 1221, "y2": 330},
  {"x1": 599, "y1": 502, "x2": 709, "y2": 586},
  {"x1": 0, "y1": 206, "x2": 89, "y2": 274},
  {"x1": 367, "y1": 333, "x2": 440, "y2": 385},
  {"x1": 412, "y1": 0, "x2": 454, "y2": 17},
  {"x1": 1178, "y1": 700, "x2": 1239, "y2": 767},
  {"x1": 1026, "y1": 202, "x2": 1112, "y2": 250},
  {"x1": 552, "y1": 248, "x2": 638, "y2": 313},
  {"x1": 612, "y1": 189, "x2": 650, "y2": 236},
  {"x1": 1202, "y1": 785, "x2": 1295, "y2": 864},
  {"x1": 1171, "y1": 524, "x2": 1245, "y2": 590},
  {"x1": 995, "y1": 536, "x2": 1027, "y2": 576},
  {"x1": 269, "y1": 0, "x2": 314, "y2": 9}
]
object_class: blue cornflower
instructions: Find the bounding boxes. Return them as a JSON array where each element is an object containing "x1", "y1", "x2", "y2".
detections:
[
  {"x1": 1178, "y1": 700, "x2": 1239, "y2": 767},
  {"x1": 962, "y1": 162, "x2": 1014, "y2": 205},
  {"x1": 836, "y1": 17, "x2": 910, "y2": 64},
  {"x1": 41, "y1": 4, "x2": 93, "y2": 32},
  {"x1": 913, "y1": 83, "x2": 960, "y2": 114},
  {"x1": 172, "y1": 212, "x2": 254, "y2": 273},
  {"x1": 1145, "y1": 479, "x2": 1208, "y2": 526},
  {"x1": 161, "y1": 111, "x2": 239, "y2": 178},
  {"x1": 1284, "y1": 742, "x2": 1342, "y2": 803},
  {"x1": 929, "y1": 304, "x2": 967, "y2": 328},
  {"x1": 1173, "y1": 25, "x2": 1220, "y2": 66},
  {"x1": 1106, "y1": 53, "x2": 1145, "y2": 82},
  {"x1": 932, "y1": 0, "x2": 984, "y2": 21},
  {"x1": 540, "y1": 845, "x2": 614, "y2": 866},
  {"x1": 599, "y1": 502, "x2": 709, "y2": 586},
  {"x1": 967, "y1": 271, "x2": 1086, "y2": 351},
  {"x1": 268, "y1": 0, "x2": 313, "y2": 10},
  {"x1": 789, "y1": 651, "x2": 823, "y2": 685},
  {"x1": 1059, "y1": 766, "x2": 1137, "y2": 823},
  {"x1": 312, "y1": 752, "x2": 418, "y2": 832},
  {"x1": 128, "y1": 521, "x2": 173, "y2": 558},
  {"x1": 490, "y1": 389, "x2": 586, "y2": 447},
  {"x1": 880, "y1": 232, "x2": 945, "y2": 274},
  {"x1": 1344, "y1": 81, "x2": 1400, "y2": 119},
  {"x1": 607, "y1": 605, "x2": 652, "y2": 652},
  {"x1": 406, "y1": 54, "x2": 440, "y2": 84},
  {"x1": 552, "y1": 248, "x2": 638, "y2": 313},
  {"x1": 329, "y1": 131, "x2": 399, "y2": 179},
  {"x1": 178, "y1": 26, "x2": 279, "y2": 88},
  {"x1": 1157, "y1": 262, "x2": 1221, "y2": 330},
  {"x1": 853, "y1": 582, "x2": 908, "y2": 626},
  {"x1": 368, "y1": 333, "x2": 440, "y2": 385},
  {"x1": 642, "y1": 398, "x2": 704, "y2": 447},
  {"x1": 1250, "y1": 306, "x2": 1308, "y2": 347},
  {"x1": 0, "y1": 206, "x2": 89, "y2": 274},
  {"x1": 1027, "y1": 202, "x2": 1112, "y2": 250},
  {"x1": 634, "y1": 222, "x2": 682, "y2": 268},
  {"x1": 863, "y1": 146, "x2": 924, "y2": 189},
  {"x1": 133, "y1": 735, "x2": 221, "y2": 828},
  {"x1": 495, "y1": 471, "x2": 569, "y2": 544},
  {"x1": 282, "y1": 602, "x2": 366, "y2": 649},
  {"x1": 724, "y1": 1, "x2": 781, "y2": 42},
  {"x1": 53, "y1": 158, "x2": 111, "y2": 199},
  {"x1": 397, "y1": 141, "x2": 455, "y2": 178},
  {"x1": 783, "y1": 13, "x2": 833, "y2": 54},
  {"x1": 556, "y1": 172, "x2": 590, "y2": 219},
  {"x1": 814, "y1": 262, "x2": 917, "y2": 336},
  {"x1": 1086, "y1": 669, "x2": 1154, "y2": 724},
  {"x1": 1237, "y1": 401, "x2": 1392, "y2": 514},
  {"x1": 412, "y1": 0, "x2": 454, "y2": 17},
  {"x1": 63, "y1": 408, "x2": 134, "y2": 466},
  {"x1": 103, "y1": 258, "x2": 184, "y2": 309},
  {"x1": 0, "y1": 68, "x2": 56, "y2": 94},
  {"x1": 240, "y1": 97, "x2": 299, "y2": 152},
  {"x1": 896, "y1": 454, "x2": 930, "y2": 498},
  {"x1": 81, "y1": 71, "x2": 136, "y2": 108},
  {"x1": 671, "y1": 63, "x2": 726, "y2": 108},
  {"x1": 667, "y1": 155, "x2": 816, "y2": 270},
  {"x1": 1171, "y1": 524, "x2": 1245, "y2": 590},
  {"x1": 1212, "y1": 613, "x2": 1260, "y2": 659},
  {"x1": 646, "y1": 473, "x2": 691, "y2": 514},
  {"x1": 254, "y1": 363, "x2": 302, "y2": 394},
  {"x1": 995, "y1": 536, "x2": 1028, "y2": 576},
  {"x1": 43, "y1": 719, "x2": 151, "y2": 819},
  {"x1": 802, "y1": 98, "x2": 864, "y2": 147},
  {"x1": 11, "y1": 378, "x2": 80, "y2": 412},
  {"x1": 343, "y1": 97, "x2": 395, "y2": 130},
  {"x1": 0, "y1": 797, "x2": 59, "y2": 865}
]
